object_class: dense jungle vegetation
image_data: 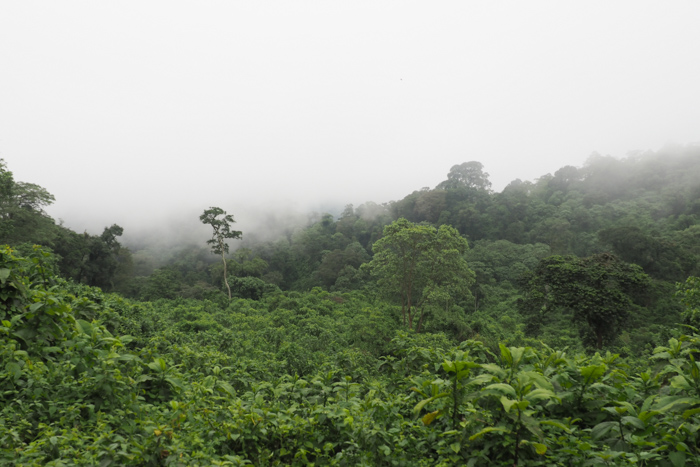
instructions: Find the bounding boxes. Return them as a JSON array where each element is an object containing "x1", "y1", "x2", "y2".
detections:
[{"x1": 2, "y1": 145, "x2": 700, "y2": 465}]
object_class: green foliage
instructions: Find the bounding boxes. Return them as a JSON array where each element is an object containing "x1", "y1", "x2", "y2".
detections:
[
  {"x1": 0, "y1": 160, "x2": 132, "y2": 292},
  {"x1": 467, "y1": 240, "x2": 551, "y2": 311},
  {"x1": 677, "y1": 276, "x2": 700, "y2": 327},
  {"x1": 201, "y1": 207, "x2": 243, "y2": 300},
  {"x1": 139, "y1": 267, "x2": 183, "y2": 301},
  {"x1": 6, "y1": 145, "x2": 700, "y2": 464},
  {"x1": 229, "y1": 275, "x2": 268, "y2": 300},
  {"x1": 366, "y1": 218, "x2": 475, "y2": 332},
  {"x1": 4, "y1": 246, "x2": 700, "y2": 464},
  {"x1": 200, "y1": 208, "x2": 243, "y2": 257},
  {"x1": 519, "y1": 253, "x2": 651, "y2": 349},
  {"x1": 436, "y1": 161, "x2": 493, "y2": 192},
  {"x1": 0, "y1": 159, "x2": 56, "y2": 245},
  {"x1": 599, "y1": 226, "x2": 692, "y2": 281}
]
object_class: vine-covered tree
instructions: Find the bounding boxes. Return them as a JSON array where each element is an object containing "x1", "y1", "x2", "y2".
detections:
[
  {"x1": 200, "y1": 207, "x2": 242, "y2": 300},
  {"x1": 518, "y1": 253, "x2": 650, "y2": 349}
]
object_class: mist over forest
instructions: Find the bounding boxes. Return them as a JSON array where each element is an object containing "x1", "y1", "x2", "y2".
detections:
[
  {"x1": 114, "y1": 144, "x2": 700, "y2": 277},
  {"x1": 4, "y1": 1, "x2": 700, "y2": 462},
  {"x1": 4, "y1": 141, "x2": 700, "y2": 314},
  {"x1": 4, "y1": 141, "x2": 700, "y2": 464}
]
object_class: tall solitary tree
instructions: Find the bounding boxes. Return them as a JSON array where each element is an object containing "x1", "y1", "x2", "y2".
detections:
[{"x1": 200, "y1": 207, "x2": 242, "y2": 300}]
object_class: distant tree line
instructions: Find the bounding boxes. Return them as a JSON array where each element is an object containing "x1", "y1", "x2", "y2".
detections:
[
  {"x1": 0, "y1": 159, "x2": 132, "y2": 291},
  {"x1": 2, "y1": 144, "x2": 700, "y2": 351}
]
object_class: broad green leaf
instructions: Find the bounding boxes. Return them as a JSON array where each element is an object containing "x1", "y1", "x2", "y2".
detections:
[
  {"x1": 588, "y1": 382, "x2": 613, "y2": 392},
  {"x1": 524, "y1": 388, "x2": 556, "y2": 404},
  {"x1": 410, "y1": 387, "x2": 428, "y2": 398},
  {"x1": 116, "y1": 354, "x2": 138, "y2": 362},
  {"x1": 671, "y1": 375, "x2": 692, "y2": 390},
  {"x1": 217, "y1": 381, "x2": 236, "y2": 397},
  {"x1": 641, "y1": 394, "x2": 656, "y2": 413},
  {"x1": 669, "y1": 451, "x2": 686, "y2": 467},
  {"x1": 165, "y1": 376, "x2": 184, "y2": 390},
  {"x1": 413, "y1": 393, "x2": 449, "y2": 415},
  {"x1": 119, "y1": 335, "x2": 134, "y2": 345},
  {"x1": 500, "y1": 396, "x2": 518, "y2": 413},
  {"x1": 590, "y1": 421, "x2": 617, "y2": 440},
  {"x1": 509, "y1": 346, "x2": 526, "y2": 367},
  {"x1": 540, "y1": 420, "x2": 572, "y2": 433},
  {"x1": 12, "y1": 328, "x2": 35, "y2": 343},
  {"x1": 682, "y1": 407, "x2": 700, "y2": 419},
  {"x1": 691, "y1": 361, "x2": 700, "y2": 383},
  {"x1": 202, "y1": 376, "x2": 215, "y2": 389},
  {"x1": 499, "y1": 344, "x2": 512, "y2": 366},
  {"x1": 521, "y1": 413, "x2": 544, "y2": 440},
  {"x1": 148, "y1": 358, "x2": 167, "y2": 373},
  {"x1": 675, "y1": 441, "x2": 690, "y2": 452},
  {"x1": 467, "y1": 374, "x2": 495, "y2": 386},
  {"x1": 468, "y1": 426, "x2": 511, "y2": 441},
  {"x1": 638, "y1": 410, "x2": 658, "y2": 423},
  {"x1": 614, "y1": 401, "x2": 636, "y2": 414},
  {"x1": 519, "y1": 371, "x2": 554, "y2": 391},
  {"x1": 76, "y1": 319, "x2": 93, "y2": 335},
  {"x1": 603, "y1": 406, "x2": 627, "y2": 417},
  {"x1": 0, "y1": 268, "x2": 10, "y2": 281},
  {"x1": 480, "y1": 363, "x2": 507, "y2": 379},
  {"x1": 621, "y1": 416, "x2": 645, "y2": 430},
  {"x1": 482, "y1": 383, "x2": 517, "y2": 397},
  {"x1": 653, "y1": 396, "x2": 699, "y2": 414},
  {"x1": 5, "y1": 362, "x2": 21, "y2": 381},
  {"x1": 580, "y1": 364, "x2": 606, "y2": 384}
]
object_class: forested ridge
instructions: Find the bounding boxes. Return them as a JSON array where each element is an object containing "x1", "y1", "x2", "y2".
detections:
[{"x1": 2, "y1": 144, "x2": 700, "y2": 465}]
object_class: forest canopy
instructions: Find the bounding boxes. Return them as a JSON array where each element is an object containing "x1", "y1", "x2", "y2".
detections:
[{"x1": 2, "y1": 144, "x2": 700, "y2": 464}]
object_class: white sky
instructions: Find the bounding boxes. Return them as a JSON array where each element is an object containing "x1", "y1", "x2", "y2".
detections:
[{"x1": 1, "y1": 1, "x2": 699, "y2": 237}]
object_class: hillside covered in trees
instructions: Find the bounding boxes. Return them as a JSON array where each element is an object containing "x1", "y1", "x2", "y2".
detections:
[{"x1": 2, "y1": 144, "x2": 700, "y2": 465}]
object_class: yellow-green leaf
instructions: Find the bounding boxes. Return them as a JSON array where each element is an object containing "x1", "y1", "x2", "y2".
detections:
[
  {"x1": 469, "y1": 426, "x2": 511, "y2": 441},
  {"x1": 422, "y1": 410, "x2": 440, "y2": 426},
  {"x1": 532, "y1": 442, "x2": 547, "y2": 455}
]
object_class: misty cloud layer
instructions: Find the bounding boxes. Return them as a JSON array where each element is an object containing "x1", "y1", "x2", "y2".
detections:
[{"x1": 1, "y1": 2, "x2": 699, "y2": 236}]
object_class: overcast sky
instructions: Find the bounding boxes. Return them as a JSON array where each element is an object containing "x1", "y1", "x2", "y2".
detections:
[{"x1": 1, "y1": 1, "x2": 699, "y2": 238}]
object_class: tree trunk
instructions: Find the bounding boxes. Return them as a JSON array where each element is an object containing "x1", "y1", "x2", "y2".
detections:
[
  {"x1": 401, "y1": 296, "x2": 407, "y2": 327},
  {"x1": 221, "y1": 250, "x2": 231, "y2": 300},
  {"x1": 406, "y1": 282, "x2": 414, "y2": 330},
  {"x1": 416, "y1": 308, "x2": 425, "y2": 333}
]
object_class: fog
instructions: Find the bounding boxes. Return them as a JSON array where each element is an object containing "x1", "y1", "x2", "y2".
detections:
[{"x1": 1, "y1": 2, "x2": 699, "y2": 246}]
